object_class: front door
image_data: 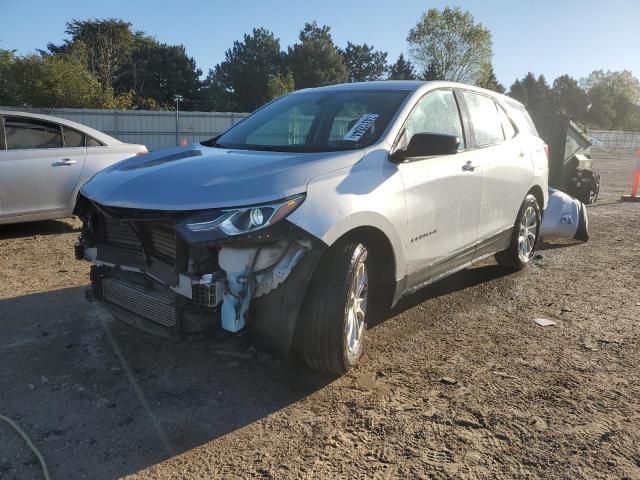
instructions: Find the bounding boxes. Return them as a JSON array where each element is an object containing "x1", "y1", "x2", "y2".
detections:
[
  {"x1": 396, "y1": 89, "x2": 482, "y2": 287},
  {"x1": 0, "y1": 116, "x2": 86, "y2": 217}
]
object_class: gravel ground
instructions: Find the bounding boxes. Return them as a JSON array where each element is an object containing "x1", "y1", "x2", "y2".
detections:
[{"x1": 1, "y1": 151, "x2": 639, "y2": 480}]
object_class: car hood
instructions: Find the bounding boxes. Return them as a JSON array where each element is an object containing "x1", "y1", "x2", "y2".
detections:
[{"x1": 81, "y1": 144, "x2": 364, "y2": 210}]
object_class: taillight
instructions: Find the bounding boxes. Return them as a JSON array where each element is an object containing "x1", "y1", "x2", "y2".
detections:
[
  {"x1": 136, "y1": 147, "x2": 148, "y2": 156},
  {"x1": 543, "y1": 144, "x2": 550, "y2": 159}
]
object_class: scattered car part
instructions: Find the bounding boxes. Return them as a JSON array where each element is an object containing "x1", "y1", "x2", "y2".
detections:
[
  {"x1": 533, "y1": 318, "x2": 556, "y2": 327},
  {"x1": 540, "y1": 188, "x2": 589, "y2": 242},
  {"x1": 537, "y1": 113, "x2": 600, "y2": 204}
]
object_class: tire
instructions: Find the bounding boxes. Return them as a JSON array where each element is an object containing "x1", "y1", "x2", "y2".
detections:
[
  {"x1": 301, "y1": 241, "x2": 370, "y2": 375},
  {"x1": 495, "y1": 194, "x2": 541, "y2": 270}
]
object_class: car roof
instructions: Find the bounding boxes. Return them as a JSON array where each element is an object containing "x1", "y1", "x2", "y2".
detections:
[
  {"x1": 294, "y1": 80, "x2": 522, "y2": 106},
  {"x1": 0, "y1": 110, "x2": 122, "y2": 145}
]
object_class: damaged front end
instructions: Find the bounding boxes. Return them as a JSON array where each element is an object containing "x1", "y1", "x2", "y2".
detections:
[{"x1": 74, "y1": 194, "x2": 324, "y2": 353}]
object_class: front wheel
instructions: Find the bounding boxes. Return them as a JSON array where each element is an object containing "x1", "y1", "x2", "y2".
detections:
[
  {"x1": 300, "y1": 241, "x2": 370, "y2": 375},
  {"x1": 495, "y1": 194, "x2": 541, "y2": 270}
]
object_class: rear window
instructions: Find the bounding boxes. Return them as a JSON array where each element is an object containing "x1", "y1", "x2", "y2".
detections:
[{"x1": 5, "y1": 117, "x2": 62, "y2": 150}]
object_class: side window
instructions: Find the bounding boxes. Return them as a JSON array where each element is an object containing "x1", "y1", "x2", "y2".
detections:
[
  {"x1": 87, "y1": 136, "x2": 104, "y2": 147},
  {"x1": 5, "y1": 117, "x2": 63, "y2": 150},
  {"x1": 496, "y1": 106, "x2": 516, "y2": 139},
  {"x1": 403, "y1": 90, "x2": 465, "y2": 148},
  {"x1": 462, "y1": 92, "x2": 504, "y2": 146},
  {"x1": 63, "y1": 127, "x2": 85, "y2": 148}
]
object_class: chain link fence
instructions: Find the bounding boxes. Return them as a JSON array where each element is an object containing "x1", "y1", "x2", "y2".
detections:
[{"x1": 588, "y1": 130, "x2": 640, "y2": 151}]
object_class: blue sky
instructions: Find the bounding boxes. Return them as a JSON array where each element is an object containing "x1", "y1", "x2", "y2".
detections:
[{"x1": 1, "y1": 0, "x2": 638, "y2": 87}]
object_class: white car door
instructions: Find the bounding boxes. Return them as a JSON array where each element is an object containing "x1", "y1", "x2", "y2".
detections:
[
  {"x1": 459, "y1": 92, "x2": 533, "y2": 252},
  {"x1": 0, "y1": 117, "x2": 86, "y2": 217},
  {"x1": 396, "y1": 89, "x2": 483, "y2": 287}
]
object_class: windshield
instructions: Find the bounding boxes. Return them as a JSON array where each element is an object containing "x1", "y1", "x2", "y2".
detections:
[{"x1": 205, "y1": 89, "x2": 409, "y2": 152}]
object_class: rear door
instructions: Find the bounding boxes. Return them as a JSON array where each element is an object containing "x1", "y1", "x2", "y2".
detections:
[
  {"x1": 0, "y1": 116, "x2": 86, "y2": 217},
  {"x1": 458, "y1": 92, "x2": 533, "y2": 254},
  {"x1": 396, "y1": 89, "x2": 483, "y2": 285}
]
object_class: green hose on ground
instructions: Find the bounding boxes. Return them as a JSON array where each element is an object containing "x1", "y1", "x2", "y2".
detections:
[{"x1": 0, "y1": 414, "x2": 51, "y2": 480}]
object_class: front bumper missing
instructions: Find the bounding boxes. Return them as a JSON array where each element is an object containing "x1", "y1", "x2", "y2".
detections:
[
  {"x1": 77, "y1": 219, "x2": 318, "y2": 343},
  {"x1": 90, "y1": 266, "x2": 221, "y2": 338}
]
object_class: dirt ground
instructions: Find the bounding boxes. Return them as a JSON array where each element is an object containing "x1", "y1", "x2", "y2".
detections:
[{"x1": 1, "y1": 151, "x2": 639, "y2": 480}]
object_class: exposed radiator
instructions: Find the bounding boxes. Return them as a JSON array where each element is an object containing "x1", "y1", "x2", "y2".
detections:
[
  {"x1": 103, "y1": 217, "x2": 141, "y2": 250},
  {"x1": 102, "y1": 277, "x2": 176, "y2": 328},
  {"x1": 101, "y1": 216, "x2": 176, "y2": 265}
]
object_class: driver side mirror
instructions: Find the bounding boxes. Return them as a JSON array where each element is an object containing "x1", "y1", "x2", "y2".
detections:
[{"x1": 391, "y1": 133, "x2": 461, "y2": 162}]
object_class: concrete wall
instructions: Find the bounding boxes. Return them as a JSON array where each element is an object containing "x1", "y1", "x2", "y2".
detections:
[{"x1": 1, "y1": 107, "x2": 249, "y2": 151}]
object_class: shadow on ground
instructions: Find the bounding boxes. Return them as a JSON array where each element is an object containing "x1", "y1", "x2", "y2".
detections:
[
  {"x1": 0, "y1": 263, "x2": 513, "y2": 478},
  {"x1": 0, "y1": 219, "x2": 79, "y2": 240}
]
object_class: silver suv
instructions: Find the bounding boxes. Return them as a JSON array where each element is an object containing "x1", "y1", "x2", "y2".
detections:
[{"x1": 75, "y1": 81, "x2": 548, "y2": 374}]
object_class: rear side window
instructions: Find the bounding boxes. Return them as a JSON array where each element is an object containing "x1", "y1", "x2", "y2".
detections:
[
  {"x1": 63, "y1": 127, "x2": 85, "y2": 147},
  {"x1": 5, "y1": 117, "x2": 62, "y2": 150},
  {"x1": 508, "y1": 104, "x2": 539, "y2": 136},
  {"x1": 403, "y1": 89, "x2": 466, "y2": 148},
  {"x1": 462, "y1": 92, "x2": 504, "y2": 146},
  {"x1": 496, "y1": 106, "x2": 516, "y2": 139},
  {"x1": 87, "y1": 136, "x2": 104, "y2": 147}
]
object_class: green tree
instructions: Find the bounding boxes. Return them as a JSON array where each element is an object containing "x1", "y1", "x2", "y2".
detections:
[
  {"x1": 47, "y1": 18, "x2": 138, "y2": 90},
  {"x1": 550, "y1": 75, "x2": 590, "y2": 119},
  {"x1": 341, "y1": 42, "x2": 387, "y2": 82},
  {"x1": 388, "y1": 54, "x2": 416, "y2": 80},
  {"x1": 198, "y1": 68, "x2": 240, "y2": 112},
  {"x1": 213, "y1": 28, "x2": 284, "y2": 111},
  {"x1": 422, "y1": 62, "x2": 442, "y2": 81},
  {"x1": 407, "y1": 6, "x2": 492, "y2": 84},
  {"x1": 580, "y1": 70, "x2": 640, "y2": 129},
  {"x1": 581, "y1": 70, "x2": 640, "y2": 103},
  {"x1": 475, "y1": 64, "x2": 505, "y2": 93},
  {"x1": 287, "y1": 22, "x2": 348, "y2": 88},
  {"x1": 267, "y1": 72, "x2": 296, "y2": 100},
  {"x1": 508, "y1": 73, "x2": 552, "y2": 124},
  {"x1": 8, "y1": 54, "x2": 110, "y2": 108},
  {"x1": 45, "y1": 18, "x2": 203, "y2": 110},
  {"x1": 0, "y1": 48, "x2": 18, "y2": 105},
  {"x1": 117, "y1": 41, "x2": 202, "y2": 109}
]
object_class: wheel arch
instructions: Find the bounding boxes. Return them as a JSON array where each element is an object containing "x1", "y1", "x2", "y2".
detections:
[
  {"x1": 332, "y1": 225, "x2": 397, "y2": 302},
  {"x1": 527, "y1": 184, "x2": 545, "y2": 211}
]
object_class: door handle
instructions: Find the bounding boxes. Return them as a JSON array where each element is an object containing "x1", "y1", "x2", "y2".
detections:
[
  {"x1": 56, "y1": 158, "x2": 77, "y2": 166},
  {"x1": 462, "y1": 161, "x2": 478, "y2": 171}
]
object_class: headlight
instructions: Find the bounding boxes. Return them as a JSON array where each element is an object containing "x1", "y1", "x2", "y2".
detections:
[{"x1": 185, "y1": 194, "x2": 305, "y2": 235}]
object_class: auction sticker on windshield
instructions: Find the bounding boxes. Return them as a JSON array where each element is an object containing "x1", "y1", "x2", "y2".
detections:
[{"x1": 343, "y1": 114, "x2": 379, "y2": 141}]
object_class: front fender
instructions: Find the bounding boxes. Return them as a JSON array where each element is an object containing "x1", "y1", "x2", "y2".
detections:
[{"x1": 287, "y1": 150, "x2": 408, "y2": 281}]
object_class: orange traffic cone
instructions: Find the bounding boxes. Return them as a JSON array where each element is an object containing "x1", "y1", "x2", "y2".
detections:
[
  {"x1": 180, "y1": 138, "x2": 188, "y2": 146},
  {"x1": 621, "y1": 147, "x2": 640, "y2": 202}
]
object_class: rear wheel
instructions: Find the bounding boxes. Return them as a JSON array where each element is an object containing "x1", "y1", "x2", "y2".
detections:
[
  {"x1": 300, "y1": 241, "x2": 370, "y2": 374},
  {"x1": 495, "y1": 194, "x2": 541, "y2": 270}
]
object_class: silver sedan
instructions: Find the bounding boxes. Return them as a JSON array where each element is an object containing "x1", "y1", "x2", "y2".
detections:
[{"x1": 0, "y1": 110, "x2": 147, "y2": 225}]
